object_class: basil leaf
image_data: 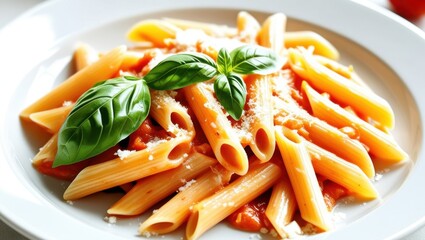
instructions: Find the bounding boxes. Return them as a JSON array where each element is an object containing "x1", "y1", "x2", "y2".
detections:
[
  {"x1": 144, "y1": 53, "x2": 218, "y2": 90},
  {"x1": 217, "y1": 48, "x2": 232, "y2": 75},
  {"x1": 214, "y1": 73, "x2": 246, "y2": 120},
  {"x1": 53, "y1": 76, "x2": 150, "y2": 167},
  {"x1": 230, "y1": 45, "x2": 280, "y2": 75}
]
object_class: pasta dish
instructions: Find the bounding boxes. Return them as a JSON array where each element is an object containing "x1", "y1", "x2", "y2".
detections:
[{"x1": 20, "y1": 11, "x2": 407, "y2": 239}]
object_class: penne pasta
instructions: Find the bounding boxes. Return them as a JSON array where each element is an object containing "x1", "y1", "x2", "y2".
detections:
[
  {"x1": 288, "y1": 48, "x2": 394, "y2": 129},
  {"x1": 107, "y1": 152, "x2": 216, "y2": 216},
  {"x1": 244, "y1": 74, "x2": 275, "y2": 162},
  {"x1": 120, "y1": 50, "x2": 146, "y2": 71},
  {"x1": 304, "y1": 140, "x2": 378, "y2": 199},
  {"x1": 314, "y1": 55, "x2": 370, "y2": 89},
  {"x1": 258, "y1": 13, "x2": 287, "y2": 55},
  {"x1": 32, "y1": 134, "x2": 58, "y2": 165},
  {"x1": 73, "y1": 42, "x2": 99, "y2": 71},
  {"x1": 186, "y1": 162, "x2": 282, "y2": 240},
  {"x1": 139, "y1": 165, "x2": 233, "y2": 235},
  {"x1": 20, "y1": 46, "x2": 126, "y2": 119},
  {"x1": 284, "y1": 31, "x2": 339, "y2": 60},
  {"x1": 127, "y1": 19, "x2": 181, "y2": 47},
  {"x1": 63, "y1": 134, "x2": 192, "y2": 200},
  {"x1": 275, "y1": 126, "x2": 331, "y2": 231},
  {"x1": 303, "y1": 81, "x2": 407, "y2": 162},
  {"x1": 236, "y1": 11, "x2": 260, "y2": 43},
  {"x1": 184, "y1": 82, "x2": 248, "y2": 175},
  {"x1": 29, "y1": 103, "x2": 74, "y2": 134},
  {"x1": 164, "y1": 18, "x2": 237, "y2": 38},
  {"x1": 150, "y1": 90, "x2": 195, "y2": 136},
  {"x1": 265, "y1": 172, "x2": 298, "y2": 239},
  {"x1": 273, "y1": 97, "x2": 375, "y2": 178}
]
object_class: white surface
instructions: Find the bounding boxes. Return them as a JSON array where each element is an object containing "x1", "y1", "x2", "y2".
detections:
[{"x1": 0, "y1": 0, "x2": 424, "y2": 239}]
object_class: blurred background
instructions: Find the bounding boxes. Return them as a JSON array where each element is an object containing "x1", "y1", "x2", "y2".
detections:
[{"x1": 0, "y1": 0, "x2": 424, "y2": 239}]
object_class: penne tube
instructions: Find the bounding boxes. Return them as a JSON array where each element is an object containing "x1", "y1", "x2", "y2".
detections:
[
  {"x1": 273, "y1": 97, "x2": 375, "y2": 178},
  {"x1": 258, "y1": 13, "x2": 287, "y2": 54},
  {"x1": 304, "y1": 141, "x2": 378, "y2": 199},
  {"x1": 245, "y1": 75, "x2": 275, "y2": 162},
  {"x1": 63, "y1": 135, "x2": 192, "y2": 200},
  {"x1": 73, "y1": 42, "x2": 99, "y2": 71},
  {"x1": 127, "y1": 19, "x2": 181, "y2": 47},
  {"x1": 184, "y1": 82, "x2": 248, "y2": 175},
  {"x1": 275, "y1": 126, "x2": 331, "y2": 231},
  {"x1": 284, "y1": 31, "x2": 339, "y2": 60},
  {"x1": 265, "y1": 174, "x2": 298, "y2": 239},
  {"x1": 139, "y1": 165, "x2": 233, "y2": 235},
  {"x1": 107, "y1": 152, "x2": 216, "y2": 216},
  {"x1": 20, "y1": 46, "x2": 126, "y2": 119},
  {"x1": 314, "y1": 55, "x2": 370, "y2": 89},
  {"x1": 163, "y1": 18, "x2": 237, "y2": 37},
  {"x1": 288, "y1": 48, "x2": 394, "y2": 129},
  {"x1": 32, "y1": 134, "x2": 58, "y2": 165},
  {"x1": 120, "y1": 50, "x2": 145, "y2": 71},
  {"x1": 150, "y1": 90, "x2": 195, "y2": 136},
  {"x1": 186, "y1": 162, "x2": 282, "y2": 240},
  {"x1": 29, "y1": 103, "x2": 74, "y2": 134},
  {"x1": 236, "y1": 11, "x2": 260, "y2": 43},
  {"x1": 303, "y1": 81, "x2": 407, "y2": 162}
]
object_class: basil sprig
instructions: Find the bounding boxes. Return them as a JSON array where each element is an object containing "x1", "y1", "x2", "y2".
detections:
[
  {"x1": 145, "y1": 45, "x2": 279, "y2": 119},
  {"x1": 53, "y1": 45, "x2": 279, "y2": 167}
]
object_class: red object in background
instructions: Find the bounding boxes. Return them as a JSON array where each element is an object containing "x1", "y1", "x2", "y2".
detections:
[{"x1": 389, "y1": 0, "x2": 425, "y2": 20}]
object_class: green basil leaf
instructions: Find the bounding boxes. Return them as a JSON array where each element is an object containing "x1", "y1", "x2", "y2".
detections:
[
  {"x1": 217, "y1": 48, "x2": 232, "y2": 75},
  {"x1": 144, "y1": 53, "x2": 218, "y2": 90},
  {"x1": 230, "y1": 45, "x2": 280, "y2": 75},
  {"x1": 214, "y1": 73, "x2": 246, "y2": 120},
  {"x1": 53, "y1": 76, "x2": 150, "y2": 167}
]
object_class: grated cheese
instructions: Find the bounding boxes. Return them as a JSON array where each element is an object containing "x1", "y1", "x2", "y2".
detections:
[
  {"x1": 146, "y1": 137, "x2": 167, "y2": 150},
  {"x1": 114, "y1": 149, "x2": 136, "y2": 160},
  {"x1": 140, "y1": 231, "x2": 158, "y2": 238},
  {"x1": 104, "y1": 216, "x2": 117, "y2": 224},
  {"x1": 178, "y1": 179, "x2": 196, "y2": 192},
  {"x1": 62, "y1": 101, "x2": 73, "y2": 107}
]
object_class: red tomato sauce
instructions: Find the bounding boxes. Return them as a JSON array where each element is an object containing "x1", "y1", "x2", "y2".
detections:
[
  {"x1": 34, "y1": 145, "x2": 119, "y2": 181},
  {"x1": 321, "y1": 180, "x2": 348, "y2": 211},
  {"x1": 127, "y1": 117, "x2": 169, "y2": 151},
  {"x1": 227, "y1": 192, "x2": 273, "y2": 232},
  {"x1": 227, "y1": 178, "x2": 348, "y2": 234}
]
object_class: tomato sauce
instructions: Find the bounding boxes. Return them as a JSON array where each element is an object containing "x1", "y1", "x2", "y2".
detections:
[
  {"x1": 227, "y1": 177, "x2": 348, "y2": 235},
  {"x1": 321, "y1": 180, "x2": 348, "y2": 211},
  {"x1": 227, "y1": 192, "x2": 273, "y2": 232},
  {"x1": 34, "y1": 145, "x2": 119, "y2": 181},
  {"x1": 127, "y1": 117, "x2": 169, "y2": 151}
]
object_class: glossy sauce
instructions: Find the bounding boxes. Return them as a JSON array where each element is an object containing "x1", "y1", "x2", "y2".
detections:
[{"x1": 227, "y1": 192, "x2": 273, "y2": 232}]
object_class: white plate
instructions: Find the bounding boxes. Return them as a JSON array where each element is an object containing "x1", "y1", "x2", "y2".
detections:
[{"x1": 0, "y1": 0, "x2": 424, "y2": 239}]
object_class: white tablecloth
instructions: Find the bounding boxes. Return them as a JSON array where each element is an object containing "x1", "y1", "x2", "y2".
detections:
[{"x1": 0, "y1": 0, "x2": 424, "y2": 239}]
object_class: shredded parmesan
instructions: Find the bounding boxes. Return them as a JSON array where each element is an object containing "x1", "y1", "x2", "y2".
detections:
[
  {"x1": 140, "y1": 231, "x2": 158, "y2": 238},
  {"x1": 146, "y1": 137, "x2": 167, "y2": 150},
  {"x1": 373, "y1": 173, "x2": 383, "y2": 182},
  {"x1": 178, "y1": 179, "x2": 196, "y2": 192},
  {"x1": 114, "y1": 149, "x2": 135, "y2": 160},
  {"x1": 62, "y1": 101, "x2": 73, "y2": 107},
  {"x1": 104, "y1": 216, "x2": 117, "y2": 224}
]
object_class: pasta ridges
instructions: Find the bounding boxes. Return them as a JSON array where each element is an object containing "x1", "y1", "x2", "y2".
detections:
[{"x1": 63, "y1": 135, "x2": 191, "y2": 200}]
